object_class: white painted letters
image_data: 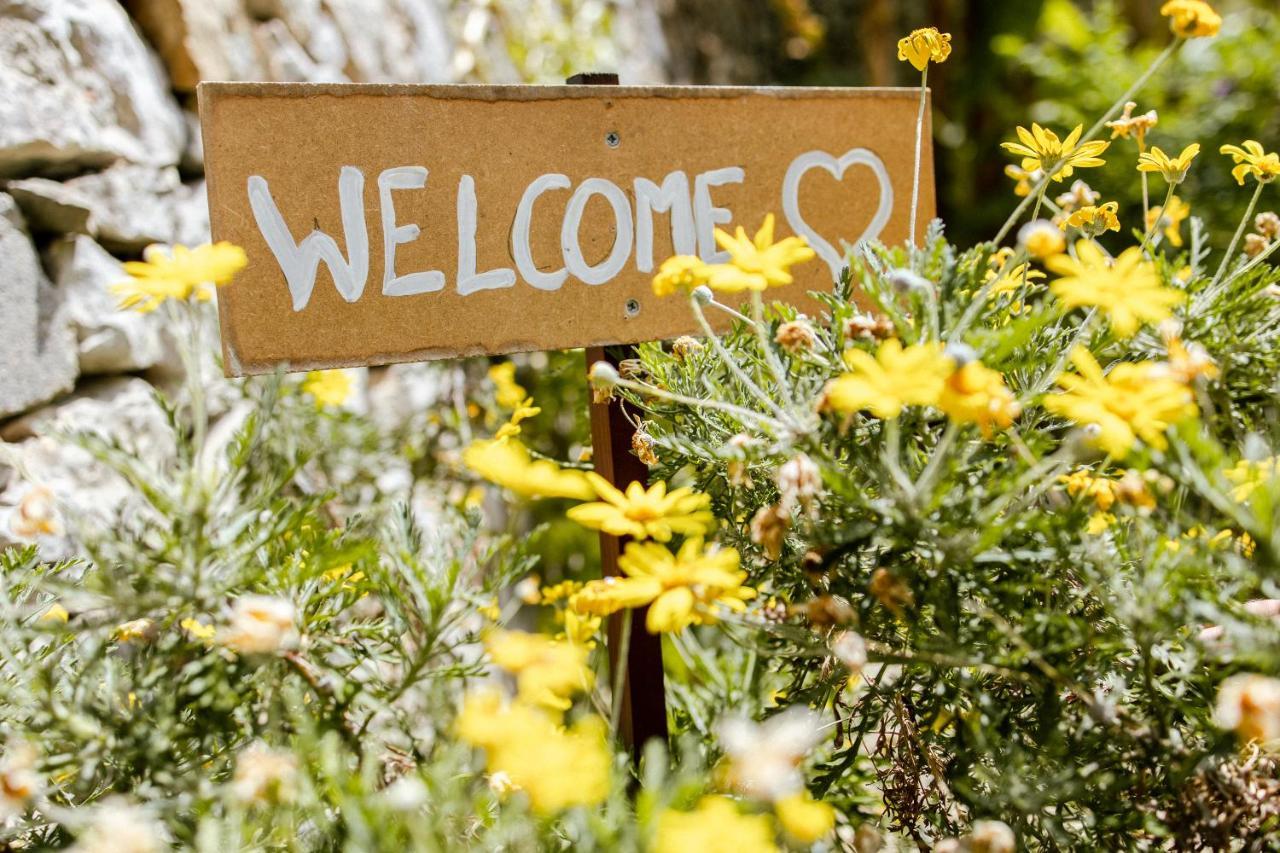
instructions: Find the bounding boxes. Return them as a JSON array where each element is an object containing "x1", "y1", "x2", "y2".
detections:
[
  {"x1": 378, "y1": 166, "x2": 444, "y2": 297},
  {"x1": 248, "y1": 166, "x2": 370, "y2": 311},
  {"x1": 693, "y1": 166, "x2": 745, "y2": 263},
  {"x1": 633, "y1": 171, "x2": 695, "y2": 273},
  {"x1": 561, "y1": 178, "x2": 634, "y2": 286},
  {"x1": 512, "y1": 173, "x2": 570, "y2": 291},
  {"x1": 457, "y1": 174, "x2": 517, "y2": 296}
]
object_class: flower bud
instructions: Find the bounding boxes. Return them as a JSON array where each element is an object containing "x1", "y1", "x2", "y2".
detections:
[{"x1": 692, "y1": 284, "x2": 714, "y2": 305}]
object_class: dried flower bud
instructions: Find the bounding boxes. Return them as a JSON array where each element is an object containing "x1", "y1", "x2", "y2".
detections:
[
  {"x1": 774, "y1": 319, "x2": 817, "y2": 354},
  {"x1": 845, "y1": 313, "x2": 895, "y2": 341},
  {"x1": 777, "y1": 453, "x2": 822, "y2": 516},
  {"x1": 1244, "y1": 233, "x2": 1271, "y2": 258},
  {"x1": 617, "y1": 358, "x2": 646, "y2": 380},
  {"x1": 797, "y1": 595, "x2": 854, "y2": 628},
  {"x1": 671, "y1": 336, "x2": 703, "y2": 361},
  {"x1": 750, "y1": 504, "x2": 789, "y2": 561},
  {"x1": 231, "y1": 743, "x2": 299, "y2": 805},
  {"x1": 1054, "y1": 179, "x2": 1100, "y2": 213},
  {"x1": 632, "y1": 428, "x2": 658, "y2": 466},
  {"x1": 869, "y1": 568, "x2": 913, "y2": 616},
  {"x1": 1255, "y1": 211, "x2": 1280, "y2": 240}
]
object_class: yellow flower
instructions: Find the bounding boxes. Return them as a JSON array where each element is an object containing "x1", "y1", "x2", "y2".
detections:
[
  {"x1": 488, "y1": 362, "x2": 528, "y2": 410},
  {"x1": 1160, "y1": 0, "x2": 1221, "y2": 38},
  {"x1": 1047, "y1": 241, "x2": 1184, "y2": 338},
  {"x1": 1137, "y1": 144, "x2": 1201, "y2": 184},
  {"x1": 821, "y1": 339, "x2": 953, "y2": 419},
  {"x1": 1044, "y1": 347, "x2": 1197, "y2": 458},
  {"x1": 1064, "y1": 202, "x2": 1121, "y2": 235},
  {"x1": 1106, "y1": 102, "x2": 1158, "y2": 149},
  {"x1": 986, "y1": 261, "x2": 1045, "y2": 299},
  {"x1": 463, "y1": 438, "x2": 596, "y2": 501},
  {"x1": 775, "y1": 793, "x2": 835, "y2": 844},
  {"x1": 40, "y1": 604, "x2": 69, "y2": 624},
  {"x1": 300, "y1": 370, "x2": 352, "y2": 408},
  {"x1": 180, "y1": 617, "x2": 216, "y2": 643},
  {"x1": 1146, "y1": 196, "x2": 1191, "y2": 247},
  {"x1": 572, "y1": 538, "x2": 754, "y2": 634},
  {"x1": 653, "y1": 255, "x2": 711, "y2": 297},
  {"x1": 1059, "y1": 468, "x2": 1118, "y2": 511},
  {"x1": 485, "y1": 630, "x2": 593, "y2": 711},
  {"x1": 1224, "y1": 457, "x2": 1278, "y2": 502},
  {"x1": 111, "y1": 242, "x2": 247, "y2": 313},
  {"x1": 1001, "y1": 124, "x2": 1110, "y2": 182},
  {"x1": 494, "y1": 399, "x2": 541, "y2": 441},
  {"x1": 1019, "y1": 220, "x2": 1066, "y2": 260},
  {"x1": 113, "y1": 618, "x2": 154, "y2": 643},
  {"x1": 566, "y1": 474, "x2": 714, "y2": 542},
  {"x1": 937, "y1": 361, "x2": 1021, "y2": 436},
  {"x1": 456, "y1": 689, "x2": 611, "y2": 814},
  {"x1": 653, "y1": 796, "x2": 778, "y2": 853},
  {"x1": 706, "y1": 214, "x2": 816, "y2": 293},
  {"x1": 1004, "y1": 164, "x2": 1041, "y2": 197},
  {"x1": 1220, "y1": 141, "x2": 1280, "y2": 186},
  {"x1": 896, "y1": 27, "x2": 952, "y2": 71}
]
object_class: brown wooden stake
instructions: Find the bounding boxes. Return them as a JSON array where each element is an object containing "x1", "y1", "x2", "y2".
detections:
[{"x1": 570, "y1": 72, "x2": 669, "y2": 757}]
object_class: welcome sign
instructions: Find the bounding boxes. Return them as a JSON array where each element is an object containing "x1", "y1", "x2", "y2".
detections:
[{"x1": 199, "y1": 83, "x2": 933, "y2": 375}]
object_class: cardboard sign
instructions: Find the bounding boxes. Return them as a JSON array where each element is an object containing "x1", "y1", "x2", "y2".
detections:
[{"x1": 199, "y1": 83, "x2": 934, "y2": 375}]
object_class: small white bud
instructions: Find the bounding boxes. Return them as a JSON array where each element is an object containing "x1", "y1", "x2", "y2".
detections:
[
  {"x1": 692, "y1": 284, "x2": 714, "y2": 305},
  {"x1": 589, "y1": 361, "x2": 619, "y2": 387}
]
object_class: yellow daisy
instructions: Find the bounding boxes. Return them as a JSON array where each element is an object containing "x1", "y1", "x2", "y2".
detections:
[
  {"x1": 1047, "y1": 241, "x2": 1184, "y2": 337},
  {"x1": 566, "y1": 474, "x2": 714, "y2": 542},
  {"x1": 1001, "y1": 124, "x2": 1110, "y2": 182},
  {"x1": 111, "y1": 242, "x2": 247, "y2": 313}
]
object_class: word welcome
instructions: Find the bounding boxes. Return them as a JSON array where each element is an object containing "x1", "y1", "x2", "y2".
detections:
[{"x1": 248, "y1": 148, "x2": 894, "y2": 312}]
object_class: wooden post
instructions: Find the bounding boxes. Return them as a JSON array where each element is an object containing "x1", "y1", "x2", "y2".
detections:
[{"x1": 570, "y1": 72, "x2": 670, "y2": 757}]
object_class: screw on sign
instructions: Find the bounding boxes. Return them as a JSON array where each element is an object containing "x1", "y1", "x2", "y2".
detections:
[{"x1": 197, "y1": 72, "x2": 934, "y2": 755}]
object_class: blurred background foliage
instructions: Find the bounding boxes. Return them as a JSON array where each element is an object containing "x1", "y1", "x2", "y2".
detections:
[{"x1": 659, "y1": 0, "x2": 1280, "y2": 245}]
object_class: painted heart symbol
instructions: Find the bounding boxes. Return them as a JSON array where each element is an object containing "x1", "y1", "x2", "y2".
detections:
[{"x1": 781, "y1": 148, "x2": 895, "y2": 281}]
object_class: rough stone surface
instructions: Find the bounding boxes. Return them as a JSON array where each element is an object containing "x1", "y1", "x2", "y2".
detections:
[
  {"x1": 123, "y1": 0, "x2": 265, "y2": 92},
  {"x1": 0, "y1": 193, "x2": 78, "y2": 419},
  {"x1": 0, "y1": 377, "x2": 175, "y2": 558},
  {"x1": 8, "y1": 165, "x2": 209, "y2": 253},
  {"x1": 45, "y1": 235, "x2": 169, "y2": 374},
  {"x1": 0, "y1": 0, "x2": 185, "y2": 178}
]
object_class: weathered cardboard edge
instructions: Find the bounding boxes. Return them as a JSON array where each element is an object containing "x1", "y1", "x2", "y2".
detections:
[{"x1": 196, "y1": 81, "x2": 928, "y2": 103}]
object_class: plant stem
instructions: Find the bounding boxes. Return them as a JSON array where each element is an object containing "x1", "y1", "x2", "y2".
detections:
[
  {"x1": 993, "y1": 39, "x2": 1182, "y2": 246},
  {"x1": 613, "y1": 375, "x2": 784, "y2": 434},
  {"x1": 751, "y1": 291, "x2": 797, "y2": 408},
  {"x1": 1211, "y1": 181, "x2": 1266, "y2": 290},
  {"x1": 1141, "y1": 182, "x2": 1177, "y2": 252},
  {"x1": 914, "y1": 421, "x2": 959, "y2": 496},
  {"x1": 608, "y1": 612, "x2": 632, "y2": 737},
  {"x1": 909, "y1": 66, "x2": 928, "y2": 248},
  {"x1": 691, "y1": 297, "x2": 788, "y2": 420}
]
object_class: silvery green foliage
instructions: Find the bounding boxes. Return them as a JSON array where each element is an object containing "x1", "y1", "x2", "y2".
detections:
[{"x1": 625, "y1": 224, "x2": 1280, "y2": 848}]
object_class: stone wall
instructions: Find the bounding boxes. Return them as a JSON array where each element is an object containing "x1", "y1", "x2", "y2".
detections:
[{"x1": 0, "y1": 0, "x2": 666, "y2": 547}]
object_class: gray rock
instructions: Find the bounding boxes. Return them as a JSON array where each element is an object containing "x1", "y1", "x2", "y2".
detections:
[
  {"x1": 123, "y1": 0, "x2": 266, "y2": 92},
  {"x1": 0, "y1": 193, "x2": 77, "y2": 419},
  {"x1": 0, "y1": 376, "x2": 175, "y2": 558},
  {"x1": 0, "y1": 0, "x2": 185, "y2": 178},
  {"x1": 7, "y1": 165, "x2": 210, "y2": 253},
  {"x1": 45, "y1": 235, "x2": 169, "y2": 374}
]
